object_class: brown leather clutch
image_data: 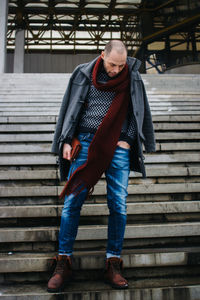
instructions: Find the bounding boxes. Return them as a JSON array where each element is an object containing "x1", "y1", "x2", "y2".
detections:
[{"x1": 70, "y1": 137, "x2": 81, "y2": 162}]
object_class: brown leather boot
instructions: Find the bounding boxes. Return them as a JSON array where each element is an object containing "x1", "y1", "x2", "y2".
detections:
[
  {"x1": 104, "y1": 257, "x2": 128, "y2": 289},
  {"x1": 47, "y1": 255, "x2": 72, "y2": 293}
]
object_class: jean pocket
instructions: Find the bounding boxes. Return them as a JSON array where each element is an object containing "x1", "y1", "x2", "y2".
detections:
[
  {"x1": 78, "y1": 133, "x2": 94, "y2": 143},
  {"x1": 116, "y1": 145, "x2": 131, "y2": 152},
  {"x1": 77, "y1": 133, "x2": 87, "y2": 142}
]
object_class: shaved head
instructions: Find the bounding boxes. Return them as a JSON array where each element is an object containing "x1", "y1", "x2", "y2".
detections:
[{"x1": 104, "y1": 40, "x2": 127, "y2": 57}]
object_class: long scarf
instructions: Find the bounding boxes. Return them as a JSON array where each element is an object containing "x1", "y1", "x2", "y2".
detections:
[{"x1": 60, "y1": 56, "x2": 130, "y2": 199}]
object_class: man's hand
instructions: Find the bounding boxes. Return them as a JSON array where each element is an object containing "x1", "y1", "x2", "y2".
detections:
[
  {"x1": 117, "y1": 141, "x2": 130, "y2": 149},
  {"x1": 63, "y1": 143, "x2": 72, "y2": 160}
]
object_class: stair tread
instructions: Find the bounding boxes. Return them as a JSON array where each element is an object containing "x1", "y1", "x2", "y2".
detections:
[
  {"x1": 0, "y1": 166, "x2": 200, "y2": 179},
  {"x1": 1, "y1": 247, "x2": 200, "y2": 273},
  {"x1": 0, "y1": 153, "x2": 200, "y2": 167},
  {"x1": 1, "y1": 279, "x2": 200, "y2": 298},
  {"x1": 0, "y1": 115, "x2": 199, "y2": 122},
  {"x1": 0, "y1": 201, "x2": 200, "y2": 218},
  {"x1": 1, "y1": 182, "x2": 200, "y2": 198},
  {"x1": 0, "y1": 222, "x2": 200, "y2": 243}
]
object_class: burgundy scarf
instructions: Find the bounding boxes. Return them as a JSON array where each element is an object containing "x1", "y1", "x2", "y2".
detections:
[{"x1": 60, "y1": 56, "x2": 130, "y2": 199}]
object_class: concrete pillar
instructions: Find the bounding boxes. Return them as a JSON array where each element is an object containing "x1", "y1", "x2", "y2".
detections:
[
  {"x1": 14, "y1": 29, "x2": 25, "y2": 73},
  {"x1": 0, "y1": 0, "x2": 8, "y2": 73}
]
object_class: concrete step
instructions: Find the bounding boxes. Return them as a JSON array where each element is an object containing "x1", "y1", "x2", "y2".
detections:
[
  {"x1": 1, "y1": 247, "x2": 200, "y2": 273},
  {"x1": 0, "y1": 194, "x2": 196, "y2": 207},
  {"x1": 1, "y1": 166, "x2": 199, "y2": 180},
  {"x1": 0, "y1": 201, "x2": 200, "y2": 218},
  {"x1": 0, "y1": 91, "x2": 64, "y2": 95},
  {"x1": 1, "y1": 91, "x2": 199, "y2": 97},
  {"x1": 150, "y1": 103, "x2": 200, "y2": 108},
  {"x1": 0, "y1": 115, "x2": 199, "y2": 123},
  {"x1": 0, "y1": 170, "x2": 57, "y2": 180},
  {"x1": 0, "y1": 111, "x2": 59, "y2": 116},
  {"x1": 1, "y1": 132, "x2": 199, "y2": 143},
  {"x1": 0, "y1": 166, "x2": 200, "y2": 184},
  {"x1": 154, "y1": 123, "x2": 200, "y2": 130},
  {"x1": 0, "y1": 97, "x2": 200, "y2": 103},
  {"x1": 0, "y1": 102, "x2": 61, "y2": 108},
  {"x1": 0, "y1": 107, "x2": 60, "y2": 112},
  {"x1": 1, "y1": 280, "x2": 200, "y2": 300},
  {"x1": 0, "y1": 73, "x2": 200, "y2": 89},
  {"x1": 145, "y1": 153, "x2": 200, "y2": 163},
  {"x1": 0, "y1": 82, "x2": 199, "y2": 96},
  {"x1": 0, "y1": 168, "x2": 57, "y2": 181},
  {"x1": 1, "y1": 110, "x2": 200, "y2": 117},
  {"x1": 0, "y1": 154, "x2": 56, "y2": 165},
  {"x1": 150, "y1": 106, "x2": 200, "y2": 111},
  {"x1": 0, "y1": 222, "x2": 200, "y2": 243},
  {"x1": 151, "y1": 111, "x2": 200, "y2": 116},
  {"x1": 0, "y1": 153, "x2": 199, "y2": 166},
  {"x1": 158, "y1": 143, "x2": 200, "y2": 151},
  {"x1": 1, "y1": 143, "x2": 200, "y2": 154},
  {"x1": 0, "y1": 97, "x2": 62, "y2": 102},
  {"x1": 0, "y1": 88, "x2": 199, "y2": 95},
  {"x1": 0, "y1": 133, "x2": 54, "y2": 142},
  {"x1": 1, "y1": 123, "x2": 200, "y2": 132},
  {"x1": 0, "y1": 116, "x2": 57, "y2": 123},
  {"x1": 0, "y1": 182, "x2": 200, "y2": 198},
  {"x1": 155, "y1": 132, "x2": 200, "y2": 140},
  {"x1": 0, "y1": 124, "x2": 55, "y2": 132},
  {"x1": 149, "y1": 96, "x2": 200, "y2": 101},
  {"x1": 0, "y1": 143, "x2": 52, "y2": 153},
  {"x1": 152, "y1": 115, "x2": 200, "y2": 121},
  {"x1": 1, "y1": 100, "x2": 200, "y2": 106}
]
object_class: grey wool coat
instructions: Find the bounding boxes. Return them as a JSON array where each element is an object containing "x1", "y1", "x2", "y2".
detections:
[{"x1": 51, "y1": 56, "x2": 156, "y2": 181}]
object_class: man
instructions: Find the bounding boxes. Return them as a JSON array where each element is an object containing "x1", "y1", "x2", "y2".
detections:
[{"x1": 48, "y1": 40, "x2": 155, "y2": 292}]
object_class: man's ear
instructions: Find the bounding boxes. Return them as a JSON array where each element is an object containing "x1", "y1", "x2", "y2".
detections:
[{"x1": 101, "y1": 51, "x2": 105, "y2": 60}]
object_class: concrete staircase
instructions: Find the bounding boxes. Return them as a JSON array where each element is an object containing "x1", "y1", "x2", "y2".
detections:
[{"x1": 0, "y1": 73, "x2": 200, "y2": 299}]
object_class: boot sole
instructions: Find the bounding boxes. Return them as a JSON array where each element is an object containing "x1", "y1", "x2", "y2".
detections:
[
  {"x1": 47, "y1": 286, "x2": 64, "y2": 293},
  {"x1": 104, "y1": 279, "x2": 129, "y2": 289},
  {"x1": 47, "y1": 279, "x2": 72, "y2": 293}
]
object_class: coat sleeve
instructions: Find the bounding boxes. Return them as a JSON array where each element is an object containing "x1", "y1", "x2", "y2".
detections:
[
  {"x1": 51, "y1": 65, "x2": 82, "y2": 154},
  {"x1": 141, "y1": 81, "x2": 156, "y2": 153},
  {"x1": 51, "y1": 76, "x2": 73, "y2": 154}
]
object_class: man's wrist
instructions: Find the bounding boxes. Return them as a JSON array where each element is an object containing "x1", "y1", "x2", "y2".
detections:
[{"x1": 63, "y1": 137, "x2": 72, "y2": 145}]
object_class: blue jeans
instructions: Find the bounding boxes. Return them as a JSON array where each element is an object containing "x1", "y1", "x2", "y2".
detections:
[{"x1": 59, "y1": 133, "x2": 130, "y2": 256}]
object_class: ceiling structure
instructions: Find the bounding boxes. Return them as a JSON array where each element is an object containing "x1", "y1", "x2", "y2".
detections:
[{"x1": 7, "y1": 0, "x2": 200, "y2": 72}]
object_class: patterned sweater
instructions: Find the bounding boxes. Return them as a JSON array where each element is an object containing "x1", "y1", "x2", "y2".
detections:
[{"x1": 68, "y1": 67, "x2": 137, "y2": 146}]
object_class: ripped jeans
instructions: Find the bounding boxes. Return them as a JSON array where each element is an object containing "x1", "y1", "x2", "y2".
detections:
[{"x1": 59, "y1": 132, "x2": 130, "y2": 256}]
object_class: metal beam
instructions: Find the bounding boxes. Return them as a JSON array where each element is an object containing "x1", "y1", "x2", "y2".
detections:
[{"x1": 142, "y1": 13, "x2": 200, "y2": 44}]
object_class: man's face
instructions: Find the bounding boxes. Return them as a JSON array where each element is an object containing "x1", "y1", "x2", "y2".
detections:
[{"x1": 101, "y1": 50, "x2": 127, "y2": 78}]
